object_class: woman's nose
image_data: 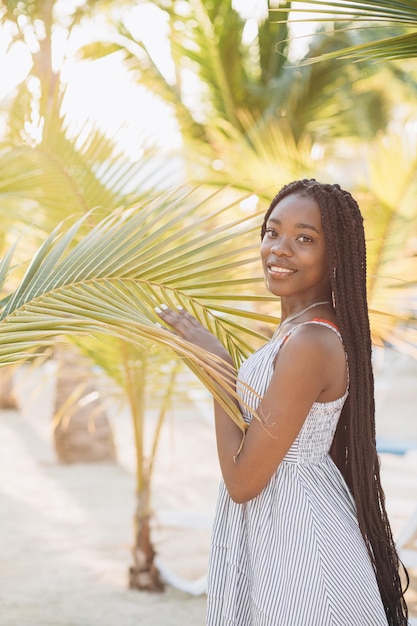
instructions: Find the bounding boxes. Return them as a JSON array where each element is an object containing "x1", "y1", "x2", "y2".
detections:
[{"x1": 270, "y1": 239, "x2": 293, "y2": 256}]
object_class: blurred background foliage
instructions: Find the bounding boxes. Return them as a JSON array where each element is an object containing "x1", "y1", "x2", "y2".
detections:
[{"x1": 0, "y1": 0, "x2": 417, "y2": 589}]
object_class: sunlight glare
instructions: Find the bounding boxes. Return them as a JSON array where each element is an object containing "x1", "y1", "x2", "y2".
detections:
[
  {"x1": 60, "y1": 5, "x2": 181, "y2": 156},
  {"x1": 61, "y1": 53, "x2": 181, "y2": 159},
  {"x1": 0, "y1": 26, "x2": 32, "y2": 99},
  {"x1": 240, "y1": 194, "x2": 259, "y2": 213}
]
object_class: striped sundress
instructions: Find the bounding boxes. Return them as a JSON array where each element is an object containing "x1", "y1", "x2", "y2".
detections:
[{"x1": 206, "y1": 321, "x2": 388, "y2": 626}]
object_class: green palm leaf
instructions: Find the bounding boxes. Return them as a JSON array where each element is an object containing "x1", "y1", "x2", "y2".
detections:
[
  {"x1": 271, "y1": 1, "x2": 417, "y2": 62},
  {"x1": 279, "y1": 1, "x2": 417, "y2": 23}
]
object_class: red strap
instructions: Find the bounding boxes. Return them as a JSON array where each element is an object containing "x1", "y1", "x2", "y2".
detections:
[
  {"x1": 310, "y1": 318, "x2": 340, "y2": 332},
  {"x1": 281, "y1": 318, "x2": 340, "y2": 346}
]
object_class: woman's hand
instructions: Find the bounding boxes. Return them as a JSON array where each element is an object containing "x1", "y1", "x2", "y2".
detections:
[{"x1": 155, "y1": 305, "x2": 232, "y2": 365}]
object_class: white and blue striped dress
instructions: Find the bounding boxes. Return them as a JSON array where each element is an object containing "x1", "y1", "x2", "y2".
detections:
[{"x1": 206, "y1": 321, "x2": 388, "y2": 626}]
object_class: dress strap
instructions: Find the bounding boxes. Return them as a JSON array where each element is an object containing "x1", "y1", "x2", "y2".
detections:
[{"x1": 310, "y1": 317, "x2": 340, "y2": 332}]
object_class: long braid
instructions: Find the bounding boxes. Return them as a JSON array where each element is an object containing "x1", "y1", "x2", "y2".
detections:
[{"x1": 261, "y1": 179, "x2": 408, "y2": 625}]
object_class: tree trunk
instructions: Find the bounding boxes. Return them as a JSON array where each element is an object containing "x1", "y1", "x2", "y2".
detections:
[
  {"x1": 53, "y1": 345, "x2": 116, "y2": 464},
  {"x1": 0, "y1": 366, "x2": 18, "y2": 409},
  {"x1": 129, "y1": 481, "x2": 164, "y2": 591}
]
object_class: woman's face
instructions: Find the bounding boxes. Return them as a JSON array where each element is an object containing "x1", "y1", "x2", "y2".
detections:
[{"x1": 260, "y1": 193, "x2": 331, "y2": 301}]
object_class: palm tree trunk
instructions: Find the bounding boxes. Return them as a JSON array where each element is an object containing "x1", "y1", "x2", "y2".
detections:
[
  {"x1": 127, "y1": 362, "x2": 180, "y2": 591},
  {"x1": 124, "y1": 350, "x2": 166, "y2": 591},
  {"x1": 53, "y1": 345, "x2": 116, "y2": 464},
  {"x1": 129, "y1": 476, "x2": 164, "y2": 591}
]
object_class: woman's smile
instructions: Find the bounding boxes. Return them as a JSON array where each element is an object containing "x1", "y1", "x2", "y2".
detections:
[{"x1": 266, "y1": 262, "x2": 297, "y2": 278}]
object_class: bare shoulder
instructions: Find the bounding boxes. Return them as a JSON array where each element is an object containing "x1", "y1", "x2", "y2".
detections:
[
  {"x1": 276, "y1": 321, "x2": 347, "y2": 400},
  {"x1": 285, "y1": 321, "x2": 344, "y2": 355}
]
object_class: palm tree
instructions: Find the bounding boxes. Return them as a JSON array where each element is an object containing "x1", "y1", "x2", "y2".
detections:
[
  {"x1": 0, "y1": 0, "x2": 199, "y2": 582},
  {"x1": 0, "y1": 105, "x2": 201, "y2": 583},
  {"x1": 82, "y1": 0, "x2": 396, "y2": 161},
  {"x1": 0, "y1": 184, "x2": 280, "y2": 587},
  {"x1": 0, "y1": 0, "x2": 147, "y2": 462}
]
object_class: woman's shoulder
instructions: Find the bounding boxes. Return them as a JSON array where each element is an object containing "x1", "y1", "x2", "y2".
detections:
[
  {"x1": 283, "y1": 318, "x2": 343, "y2": 350},
  {"x1": 277, "y1": 319, "x2": 347, "y2": 400},
  {"x1": 277, "y1": 318, "x2": 346, "y2": 375}
]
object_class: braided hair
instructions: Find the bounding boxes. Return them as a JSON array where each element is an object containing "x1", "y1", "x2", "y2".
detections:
[{"x1": 261, "y1": 179, "x2": 408, "y2": 625}]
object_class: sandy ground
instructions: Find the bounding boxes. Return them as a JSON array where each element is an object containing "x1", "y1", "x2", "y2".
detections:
[{"x1": 0, "y1": 348, "x2": 416, "y2": 626}]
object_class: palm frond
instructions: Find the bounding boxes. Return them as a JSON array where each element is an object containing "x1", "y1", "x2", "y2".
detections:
[
  {"x1": 302, "y1": 31, "x2": 417, "y2": 64},
  {"x1": 270, "y1": 1, "x2": 417, "y2": 62},
  {"x1": 188, "y1": 115, "x2": 319, "y2": 196},
  {"x1": 0, "y1": 187, "x2": 281, "y2": 429},
  {"x1": 272, "y1": 1, "x2": 417, "y2": 24}
]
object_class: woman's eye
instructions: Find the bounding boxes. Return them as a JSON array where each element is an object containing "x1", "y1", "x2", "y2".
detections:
[
  {"x1": 265, "y1": 228, "x2": 277, "y2": 237},
  {"x1": 298, "y1": 234, "x2": 313, "y2": 243}
]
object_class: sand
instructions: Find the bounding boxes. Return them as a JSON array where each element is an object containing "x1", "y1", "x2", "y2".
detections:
[{"x1": 1, "y1": 350, "x2": 416, "y2": 626}]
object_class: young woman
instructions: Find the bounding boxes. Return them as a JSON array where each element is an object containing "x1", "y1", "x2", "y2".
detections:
[{"x1": 156, "y1": 179, "x2": 408, "y2": 625}]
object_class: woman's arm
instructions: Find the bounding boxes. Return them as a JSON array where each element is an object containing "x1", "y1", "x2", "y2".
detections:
[{"x1": 156, "y1": 307, "x2": 346, "y2": 503}]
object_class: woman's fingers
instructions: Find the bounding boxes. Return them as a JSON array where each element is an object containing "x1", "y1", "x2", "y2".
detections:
[
  {"x1": 176, "y1": 306, "x2": 201, "y2": 327},
  {"x1": 154, "y1": 304, "x2": 200, "y2": 338},
  {"x1": 154, "y1": 304, "x2": 232, "y2": 363}
]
